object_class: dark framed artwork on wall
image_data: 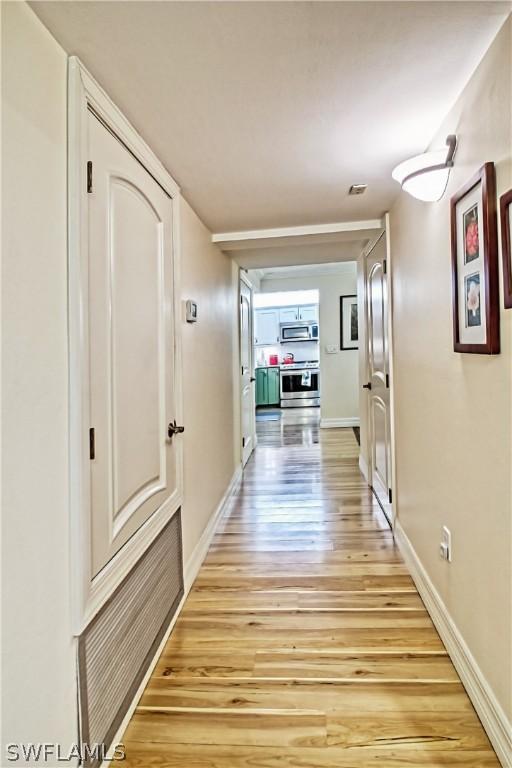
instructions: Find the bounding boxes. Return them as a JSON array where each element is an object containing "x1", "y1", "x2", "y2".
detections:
[
  {"x1": 340, "y1": 295, "x2": 358, "y2": 350},
  {"x1": 450, "y1": 162, "x2": 499, "y2": 354},
  {"x1": 500, "y1": 188, "x2": 512, "y2": 309}
]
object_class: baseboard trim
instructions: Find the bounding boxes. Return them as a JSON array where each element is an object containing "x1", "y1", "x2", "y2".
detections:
[
  {"x1": 100, "y1": 464, "x2": 243, "y2": 767},
  {"x1": 358, "y1": 453, "x2": 369, "y2": 482},
  {"x1": 320, "y1": 417, "x2": 360, "y2": 428},
  {"x1": 395, "y1": 520, "x2": 512, "y2": 768}
]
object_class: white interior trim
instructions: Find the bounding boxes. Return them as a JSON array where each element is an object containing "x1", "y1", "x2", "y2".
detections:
[
  {"x1": 320, "y1": 417, "x2": 360, "y2": 428},
  {"x1": 239, "y1": 271, "x2": 257, "y2": 467},
  {"x1": 384, "y1": 212, "x2": 398, "y2": 529},
  {"x1": 395, "y1": 520, "x2": 512, "y2": 768},
  {"x1": 100, "y1": 465, "x2": 243, "y2": 767},
  {"x1": 212, "y1": 218, "x2": 383, "y2": 244},
  {"x1": 360, "y1": 226, "x2": 395, "y2": 527},
  {"x1": 68, "y1": 56, "x2": 183, "y2": 634}
]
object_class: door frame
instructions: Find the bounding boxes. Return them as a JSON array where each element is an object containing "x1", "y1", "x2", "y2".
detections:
[
  {"x1": 361, "y1": 216, "x2": 398, "y2": 528},
  {"x1": 68, "y1": 57, "x2": 183, "y2": 633},
  {"x1": 239, "y1": 271, "x2": 257, "y2": 466}
]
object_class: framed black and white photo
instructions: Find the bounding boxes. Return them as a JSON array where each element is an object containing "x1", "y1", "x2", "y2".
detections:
[
  {"x1": 340, "y1": 295, "x2": 358, "y2": 350},
  {"x1": 450, "y1": 162, "x2": 499, "y2": 354}
]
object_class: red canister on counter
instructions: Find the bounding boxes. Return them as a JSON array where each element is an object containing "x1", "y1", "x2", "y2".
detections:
[{"x1": 269, "y1": 354, "x2": 278, "y2": 366}]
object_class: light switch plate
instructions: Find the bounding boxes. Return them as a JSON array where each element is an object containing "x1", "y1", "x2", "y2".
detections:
[
  {"x1": 440, "y1": 526, "x2": 452, "y2": 562},
  {"x1": 326, "y1": 344, "x2": 338, "y2": 354},
  {"x1": 185, "y1": 299, "x2": 198, "y2": 323}
]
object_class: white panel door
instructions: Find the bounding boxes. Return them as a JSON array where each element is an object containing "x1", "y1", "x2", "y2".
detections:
[
  {"x1": 240, "y1": 279, "x2": 256, "y2": 466},
  {"x1": 366, "y1": 235, "x2": 392, "y2": 523},
  {"x1": 88, "y1": 111, "x2": 181, "y2": 577},
  {"x1": 255, "y1": 309, "x2": 280, "y2": 345}
]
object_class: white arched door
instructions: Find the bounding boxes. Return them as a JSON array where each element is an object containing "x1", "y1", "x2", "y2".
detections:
[
  {"x1": 365, "y1": 234, "x2": 393, "y2": 523},
  {"x1": 88, "y1": 110, "x2": 182, "y2": 577}
]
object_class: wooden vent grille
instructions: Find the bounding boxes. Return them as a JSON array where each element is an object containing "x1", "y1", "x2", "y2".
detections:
[{"x1": 78, "y1": 512, "x2": 183, "y2": 766}]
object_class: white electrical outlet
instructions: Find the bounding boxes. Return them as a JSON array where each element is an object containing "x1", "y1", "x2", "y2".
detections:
[
  {"x1": 439, "y1": 526, "x2": 452, "y2": 562},
  {"x1": 325, "y1": 344, "x2": 338, "y2": 354}
]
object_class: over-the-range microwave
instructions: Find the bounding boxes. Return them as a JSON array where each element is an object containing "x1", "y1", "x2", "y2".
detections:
[{"x1": 280, "y1": 321, "x2": 319, "y2": 343}]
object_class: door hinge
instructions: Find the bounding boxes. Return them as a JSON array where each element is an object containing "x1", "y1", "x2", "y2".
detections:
[
  {"x1": 89, "y1": 428, "x2": 95, "y2": 460},
  {"x1": 383, "y1": 259, "x2": 387, "y2": 275},
  {"x1": 388, "y1": 488, "x2": 393, "y2": 504},
  {"x1": 87, "y1": 161, "x2": 93, "y2": 193},
  {"x1": 386, "y1": 373, "x2": 390, "y2": 388}
]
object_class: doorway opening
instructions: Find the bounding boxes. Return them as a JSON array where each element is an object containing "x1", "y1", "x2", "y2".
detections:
[
  {"x1": 239, "y1": 261, "x2": 362, "y2": 468},
  {"x1": 236, "y1": 228, "x2": 396, "y2": 529}
]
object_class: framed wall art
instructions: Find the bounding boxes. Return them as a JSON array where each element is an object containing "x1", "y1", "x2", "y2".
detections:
[
  {"x1": 340, "y1": 295, "x2": 359, "y2": 350},
  {"x1": 450, "y1": 162, "x2": 499, "y2": 354},
  {"x1": 500, "y1": 188, "x2": 512, "y2": 309}
]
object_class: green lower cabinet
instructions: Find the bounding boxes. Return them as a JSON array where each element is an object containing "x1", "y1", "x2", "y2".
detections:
[
  {"x1": 256, "y1": 367, "x2": 280, "y2": 407},
  {"x1": 267, "y1": 368, "x2": 280, "y2": 405},
  {"x1": 256, "y1": 368, "x2": 268, "y2": 406}
]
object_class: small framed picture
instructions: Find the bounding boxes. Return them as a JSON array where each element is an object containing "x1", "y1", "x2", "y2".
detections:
[
  {"x1": 340, "y1": 295, "x2": 358, "y2": 350},
  {"x1": 500, "y1": 188, "x2": 512, "y2": 309},
  {"x1": 450, "y1": 163, "x2": 499, "y2": 354}
]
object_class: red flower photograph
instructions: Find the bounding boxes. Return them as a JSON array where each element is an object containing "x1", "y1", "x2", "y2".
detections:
[{"x1": 464, "y1": 204, "x2": 479, "y2": 263}]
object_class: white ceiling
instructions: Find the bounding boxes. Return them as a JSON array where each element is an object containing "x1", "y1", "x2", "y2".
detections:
[
  {"x1": 32, "y1": 1, "x2": 509, "y2": 233},
  {"x1": 233, "y1": 237, "x2": 373, "y2": 269},
  {"x1": 259, "y1": 261, "x2": 357, "y2": 281}
]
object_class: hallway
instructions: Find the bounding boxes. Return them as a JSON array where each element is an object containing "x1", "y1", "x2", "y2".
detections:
[{"x1": 122, "y1": 412, "x2": 498, "y2": 767}]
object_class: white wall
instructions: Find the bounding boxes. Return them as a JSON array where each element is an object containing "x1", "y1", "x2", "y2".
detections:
[
  {"x1": 256, "y1": 340, "x2": 319, "y2": 365},
  {"x1": 261, "y1": 263, "x2": 359, "y2": 423},
  {"x1": 1, "y1": 5, "x2": 240, "y2": 762},
  {"x1": 179, "y1": 200, "x2": 239, "y2": 563},
  {"x1": 244, "y1": 269, "x2": 262, "y2": 292},
  {"x1": 389, "y1": 15, "x2": 511, "y2": 735},
  {"x1": 1, "y1": 2, "x2": 77, "y2": 761}
]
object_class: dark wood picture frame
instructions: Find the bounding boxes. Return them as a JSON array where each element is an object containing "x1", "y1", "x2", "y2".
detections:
[
  {"x1": 500, "y1": 188, "x2": 512, "y2": 309},
  {"x1": 450, "y1": 162, "x2": 499, "y2": 354},
  {"x1": 340, "y1": 294, "x2": 358, "y2": 350}
]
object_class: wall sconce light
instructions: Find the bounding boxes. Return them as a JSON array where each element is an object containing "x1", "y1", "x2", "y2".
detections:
[{"x1": 392, "y1": 134, "x2": 457, "y2": 202}]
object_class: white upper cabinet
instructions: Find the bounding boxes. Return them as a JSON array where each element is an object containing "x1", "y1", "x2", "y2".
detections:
[
  {"x1": 298, "y1": 305, "x2": 318, "y2": 322},
  {"x1": 254, "y1": 309, "x2": 280, "y2": 345},
  {"x1": 279, "y1": 307, "x2": 299, "y2": 323},
  {"x1": 255, "y1": 304, "x2": 318, "y2": 345}
]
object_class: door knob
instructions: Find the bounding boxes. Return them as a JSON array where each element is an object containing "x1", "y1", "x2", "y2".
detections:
[
  {"x1": 168, "y1": 420, "x2": 185, "y2": 439},
  {"x1": 362, "y1": 382, "x2": 372, "y2": 390}
]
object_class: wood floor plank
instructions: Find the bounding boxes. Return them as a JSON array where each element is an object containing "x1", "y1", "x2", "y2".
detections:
[
  {"x1": 137, "y1": 677, "x2": 473, "y2": 712},
  {"x1": 122, "y1": 742, "x2": 500, "y2": 767},
  {"x1": 326, "y1": 711, "x2": 493, "y2": 750},
  {"x1": 252, "y1": 650, "x2": 458, "y2": 681},
  {"x1": 126, "y1": 708, "x2": 327, "y2": 748},
  {"x1": 183, "y1": 589, "x2": 424, "y2": 612},
  {"x1": 120, "y1": 409, "x2": 499, "y2": 767}
]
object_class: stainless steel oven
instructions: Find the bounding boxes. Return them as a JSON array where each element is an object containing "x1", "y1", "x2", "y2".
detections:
[
  {"x1": 280, "y1": 321, "x2": 319, "y2": 343},
  {"x1": 280, "y1": 363, "x2": 320, "y2": 408}
]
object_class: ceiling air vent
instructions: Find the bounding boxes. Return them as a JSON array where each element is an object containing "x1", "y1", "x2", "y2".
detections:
[{"x1": 349, "y1": 184, "x2": 367, "y2": 195}]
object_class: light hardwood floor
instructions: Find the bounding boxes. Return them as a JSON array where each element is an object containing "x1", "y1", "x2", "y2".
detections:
[{"x1": 122, "y1": 408, "x2": 499, "y2": 767}]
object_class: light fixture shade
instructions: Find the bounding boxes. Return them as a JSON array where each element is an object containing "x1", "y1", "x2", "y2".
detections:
[
  {"x1": 402, "y1": 166, "x2": 450, "y2": 202},
  {"x1": 392, "y1": 135, "x2": 457, "y2": 202}
]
